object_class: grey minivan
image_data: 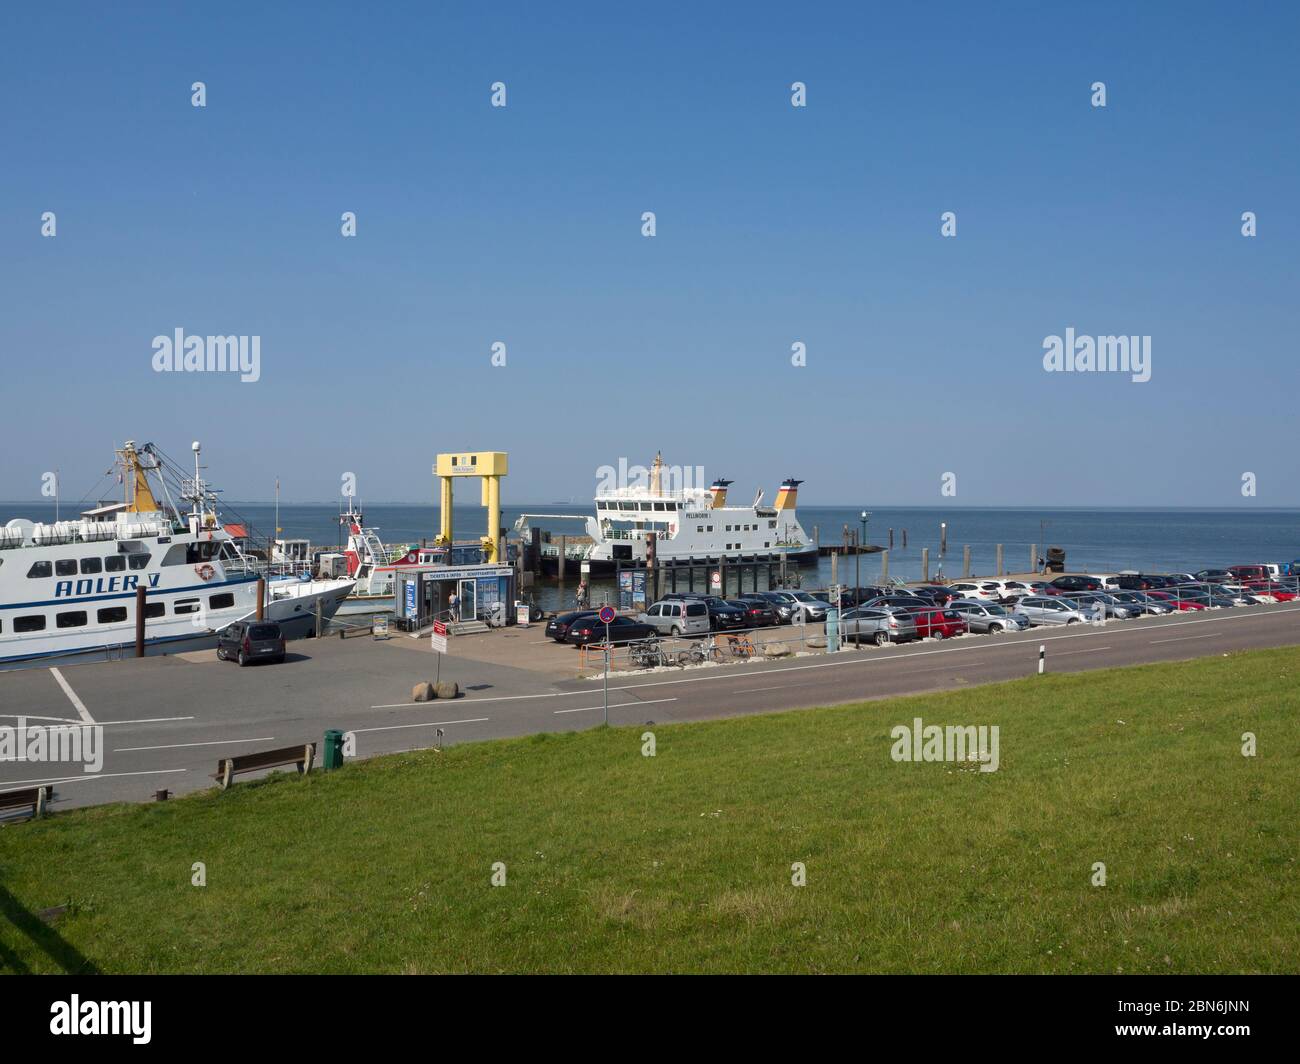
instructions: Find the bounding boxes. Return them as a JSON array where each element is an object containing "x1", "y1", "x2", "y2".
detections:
[{"x1": 638, "y1": 599, "x2": 711, "y2": 637}]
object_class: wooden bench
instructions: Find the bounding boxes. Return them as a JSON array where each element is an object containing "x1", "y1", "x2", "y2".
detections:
[
  {"x1": 0, "y1": 785, "x2": 54, "y2": 819},
  {"x1": 212, "y1": 743, "x2": 316, "y2": 790}
]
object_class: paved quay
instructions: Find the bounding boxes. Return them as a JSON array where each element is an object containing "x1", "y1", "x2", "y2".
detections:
[{"x1": 3, "y1": 604, "x2": 1300, "y2": 813}]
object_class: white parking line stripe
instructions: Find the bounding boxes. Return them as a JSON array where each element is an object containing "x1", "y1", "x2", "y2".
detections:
[
  {"x1": 50, "y1": 668, "x2": 93, "y2": 724},
  {"x1": 114, "y1": 737, "x2": 276, "y2": 753},
  {"x1": 0, "y1": 768, "x2": 187, "y2": 789},
  {"x1": 553, "y1": 697, "x2": 678, "y2": 715},
  {"x1": 350, "y1": 717, "x2": 490, "y2": 735},
  {"x1": 91, "y1": 716, "x2": 197, "y2": 726}
]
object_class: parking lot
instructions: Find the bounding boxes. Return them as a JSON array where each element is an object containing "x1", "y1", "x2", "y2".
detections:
[{"x1": 4, "y1": 596, "x2": 1300, "y2": 813}]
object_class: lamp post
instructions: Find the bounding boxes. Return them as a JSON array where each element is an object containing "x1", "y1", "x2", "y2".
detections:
[{"x1": 858, "y1": 510, "x2": 870, "y2": 598}]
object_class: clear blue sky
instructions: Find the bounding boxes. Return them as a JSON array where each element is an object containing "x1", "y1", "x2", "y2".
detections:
[{"x1": 1, "y1": 1, "x2": 1296, "y2": 506}]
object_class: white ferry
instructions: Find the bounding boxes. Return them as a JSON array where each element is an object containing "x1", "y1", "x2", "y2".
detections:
[
  {"x1": 515, "y1": 454, "x2": 818, "y2": 574},
  {"x1": 0, "y1": 441, "x2": 355, "y2": 669}
]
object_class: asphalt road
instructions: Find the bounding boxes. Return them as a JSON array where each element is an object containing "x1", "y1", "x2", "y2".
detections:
[{"x1": 3, "y1": 603, "x2": 1299, "y2": 812}]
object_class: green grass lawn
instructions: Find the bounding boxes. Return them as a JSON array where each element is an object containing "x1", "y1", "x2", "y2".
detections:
[{"x1": 2, "y1": 647, "x2": 1297, "y2": 974}]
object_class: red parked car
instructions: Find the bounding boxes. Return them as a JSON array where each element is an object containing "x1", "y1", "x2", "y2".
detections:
[
  {"x1": 1228, "y1": 564, "x2": 1272, "y2": 583},
  {"x1": 1146, "y1": 590, "x2": 1206, "y2": 611},
  {"x1": 1242, "y1": 581, "x2": 1298, "y2": 602},
  {"x1": 909, "y1": 607, "x2": 968, "y2": 639}
]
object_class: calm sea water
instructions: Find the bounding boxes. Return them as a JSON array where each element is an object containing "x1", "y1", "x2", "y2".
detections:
[{"x1": 4, "y1": 501, "x2": 1296, "y2": 612}]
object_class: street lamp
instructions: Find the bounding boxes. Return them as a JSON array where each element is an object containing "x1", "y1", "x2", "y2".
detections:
[{"x1": 858, "y1": 510, "x2": 870, "y2": 599}]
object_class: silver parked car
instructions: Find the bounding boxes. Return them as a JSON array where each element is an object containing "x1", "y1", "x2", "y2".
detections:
[
  {"x1": 948, "y1": 599, "x2": 1028, "y2": 634},
  {"x1": 840, "y1": 605, "x2": 918, "y2": 645},
  {"x1": 1068, "y1": 591, "x2": 1141, "y2": 619},
  {"x1": 1013, "y1": 596, "x2": 1086, "y2": 626},
  {"x1": 637, "y1": 599, "x2": 711, "y2": 637}
]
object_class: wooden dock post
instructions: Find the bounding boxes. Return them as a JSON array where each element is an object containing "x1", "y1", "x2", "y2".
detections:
[
  {"x1": 996, "y1": 543, "x2": 1004, "y2": 576},
  {"x1": 135, "y1": 585, "x2": 147, "y2": 657},
  {"x1": 963, "y1": 545, "x2": 971, "y2": 578},
  {"x1": 921, "y1": 547, "x2": 929, "y2": 582},
  {"x1": 1030, "y1": 543, "x2": 1037, "y2": 573},
  {"x1": 256, "y1": 577, "x2": 266, "y2": 620},
  {"x1": 880, "y1": 549, "x2": 889, "y2": 582}
]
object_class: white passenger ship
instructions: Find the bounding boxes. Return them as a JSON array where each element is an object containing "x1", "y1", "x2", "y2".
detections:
[
  {"x1": 515, "y1": 454, "x2": 818, "y2": 574},
  {"x1": 0, "y1": 441, "x2": 355, "y2": 669}
]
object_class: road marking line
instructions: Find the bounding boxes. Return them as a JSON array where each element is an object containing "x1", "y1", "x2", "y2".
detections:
[
  {"x1": 0, "y1": 713, "x2": 84, "y2": 725},
  {"x1": 90, "y1": 716, "x2": 197, "y2": 726},
  {"x1": 1151, "y1": 634, "x2": 1214, "y2": 644},
  {"x1": 1052, "y1": 647, "x2": 1112, "y2": 656},
  {"x1": 554, "y1": 697, "x2": 678, "y2": 715},
  {"x1": 350, "y1": 717, "x2": 490, "y2": 735},
  {"x1": 50, "y1": 668, "x2": 94, "y2": 724},
  {"x1": 0, "y1": 768, "x2": 187, "y2": 789},
  {"x1": 732, "y1": 685, "x2": 797, "y2": 693},
  {"x1": 114, "y1": 736, "x2": 276, "y2": 753}
]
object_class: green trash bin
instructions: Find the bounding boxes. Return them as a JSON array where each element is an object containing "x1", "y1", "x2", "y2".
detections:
[{"x1": 323, "y1": 729, "x2": 344, "y2": 770}]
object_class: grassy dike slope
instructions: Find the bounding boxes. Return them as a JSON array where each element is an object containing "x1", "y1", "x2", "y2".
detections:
[{"x1": 2, "y1": 647, "x2": 1297, "y2": 974}]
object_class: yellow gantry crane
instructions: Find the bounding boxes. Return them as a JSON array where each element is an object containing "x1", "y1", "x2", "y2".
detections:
[{"x1": 433, "y1": 451, "x2": 508, "y2": 562}]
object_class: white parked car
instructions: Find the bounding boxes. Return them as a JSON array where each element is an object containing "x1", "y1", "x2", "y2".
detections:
[
  {"x1": 945, "y1": 580, "x2": 1002, "y2": 602},
  {"x1": 1014, "y1": 596, "x2": 1087, "y2": 626},
  {"x1": 949, "y1": 599, "x2": 1028, "y2": 634}
]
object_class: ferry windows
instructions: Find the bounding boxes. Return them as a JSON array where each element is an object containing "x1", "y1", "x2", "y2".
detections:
[
  {"x1": 27, "y1": 561, "x2": 52, "y2": 578},
  {"x1": 174, "y1": 598, "x2": 201, "y2": 614},
  {"x1": 653, "y1": 502, "x2": 665, "y2": 511},
  {"x1": 162, "y1": 545, "x2": 189, "y2": 566},
  {"x1": 129, "y1": 553, "x2": 151, "y2": 571},
  {"x1": 80, "y1": 557, "x2": 102, "y2": 574},
  {"x1": 97, "y1": 606, "x2": 129, "y2": 624},
  {"x1": 144, "y1": 602, "x2": 166, "y2": 619},
  {"x1": 55, "y1": 559, "x2": 77, "y2": 576},
  {"x1": 210, "y1": 593, "x2": 235, "y2": 609},
  {"x1": 640, "y1": 503, "x2": 652, "y2": 511},
  {"x1": 768, "y1": 520, "x2": 777, "y2": 529},
  {"x1": 104, "y1": 555, "x2": 126, "y2": 572},
  {"x1": 15, "y1": 615, "x2": 46, "y2": 632},
  {"x1": 57, "y1": 611, "x2": 89, "y2": 628}
]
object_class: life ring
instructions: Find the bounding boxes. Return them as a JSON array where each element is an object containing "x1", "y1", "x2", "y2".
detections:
[{"x1": 196, "y1": 563, "x2": 216, "y2": 581}]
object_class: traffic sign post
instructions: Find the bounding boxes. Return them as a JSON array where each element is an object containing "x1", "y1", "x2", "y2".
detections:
[{"x1": 431, "y1": 620, "x2": 449, "y2": 685}]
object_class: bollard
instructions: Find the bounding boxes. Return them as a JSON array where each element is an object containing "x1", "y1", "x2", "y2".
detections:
[
  {"x1": 1038, "y1": 645, "x2": 1045, "y2": 675},
  {"x1": 323, "y1": 729, "x2": 345, "y2": 770},
  {"x1": 135, "y1": 585, "x2": 147, "y2": 657}
]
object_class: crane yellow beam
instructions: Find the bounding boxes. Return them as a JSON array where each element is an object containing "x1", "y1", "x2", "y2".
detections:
[{"x1": 433, "y1": 452, "x2": 508, "y2": 561}]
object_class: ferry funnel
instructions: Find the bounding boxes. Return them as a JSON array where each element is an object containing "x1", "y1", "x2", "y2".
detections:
[
  {"x1": 774, "y1": 478, "x2": 802, "y2": 512},
  {"x1": 709, "y1": 478, "x2": 733, "y2": 508}
]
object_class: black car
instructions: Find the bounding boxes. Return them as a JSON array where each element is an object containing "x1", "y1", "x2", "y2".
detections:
[
  {"x1": 836, "y1": 586, "x2": 888, "y2": 608},
  {"x1": 216, "y1": 620, "x2": 285, "y2": 666},
  {"x1": 911, "y1": 585, "x2": 961, "y2": 606},
  {"x1": 697, "y1": 596, "x2": 748, "y2": 630},
  {"x1": 1048, "y1": 575, "x2": 1104, "y2": 594},
  {"x1": 565, "y1": 614, "x2": 658, "y2": 646},
  {"x1": 1113, "y1": 573, "x2": 1163, "y2": 591},
  {"x1": 1194, "y1": 568, "x2": 1233, "y2": 582},
  {"x1": 545, "y1": 610, "x2": 599, "y2": 642},
  {"x1": 752, "y1": 591, "x2": 796, "y2": 624},
  {"x1": 728, "y1": 597, "x2": 777, "y2": 627},
  {"x1": 864, "y1": 595, "x2": 934, "y2": 611}
]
